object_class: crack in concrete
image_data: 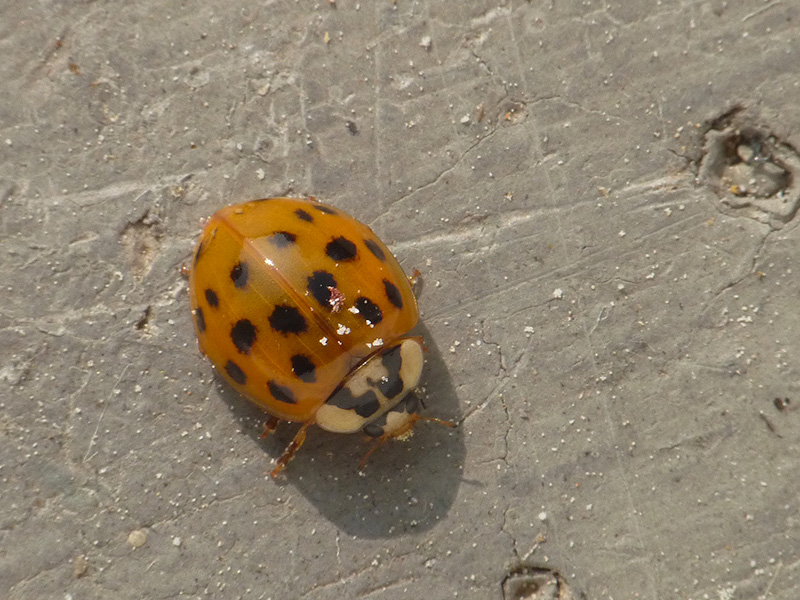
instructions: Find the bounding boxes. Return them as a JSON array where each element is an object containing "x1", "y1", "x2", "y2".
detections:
[
  {"x1": 705, "y1": 226, "x2": 774, "y2": 310},
  {"x1": 460, "y1": 319, "x2": 538, "y2": 433},
  {"x1": 499, "y1": 393, "x2": 511, "y2": 464}
]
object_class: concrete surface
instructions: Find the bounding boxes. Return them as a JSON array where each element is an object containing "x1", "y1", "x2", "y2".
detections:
[{"x1": 2, "y1": 1, "x2": 799, "y2": 599}]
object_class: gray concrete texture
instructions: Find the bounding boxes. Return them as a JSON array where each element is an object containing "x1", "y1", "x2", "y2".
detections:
[{"x1": 1, "y1": 1, "x2": 798, "y2": 599}]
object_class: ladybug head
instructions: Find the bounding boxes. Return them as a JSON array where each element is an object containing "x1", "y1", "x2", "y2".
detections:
[
  {"x1": 362, "y1": 394, "x2": 422, "y2": 440},
  {"x1": 358, "y1": 392, "x2": 455, "y2": 470}
]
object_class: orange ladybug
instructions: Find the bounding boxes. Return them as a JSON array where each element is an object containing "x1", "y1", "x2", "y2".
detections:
[{"x1": 189, "y1": 197, "x2": 453, "y2": 476}]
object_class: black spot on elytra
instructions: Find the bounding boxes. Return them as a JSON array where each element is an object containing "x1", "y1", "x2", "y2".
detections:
[
  {"x1": 269, "y1": 304, "x2": 307, "y2": 335},
  {"x1": 269, "y1": 231, "x2": 296, "y2": 248},
  {"x1": 314, "y1": 204, "x2": 337, "y2": 215},
  {"x1": 205, "y1": 288, "x2": 219, "y2": 308},
  {"x1": 328, "y1": 386, "x2": 381, "y2": 418},
  {"x1": 291, "y1": 354, "x2": 317, "y2": 383},
  {"x1": 326, "y1": 236, "x2": 358, "y2": 261},
  {"x1": 230, "y1": 261, "x2": 249, "y2": 288},
  {"x1": 355, "y1": 296, "x2": 383, "y2": 325},
  {"x1": 364, "y1": 239, "x2": 386, "y2": 261},
  {"x1": 383, "y1": 279, "x2": 403, "y2": 309},
  {"x1": 193, "y1": 240, "x2": 204, "y2": 266},
  {"x1": 225, "y1": 360, "x2": 247, "y2": 385},
  {"x1": 268, "y1": 380, "x2": 297, "y2": 404},
  {"x1": 194, "y1": 307, "x2": 206, "y2": 333},
  {"x1": 307, "y1": 270, "x2": 337, "y2": 309},
  {"x1": 295, "y1": 209, "x2": 313, "y2": 223},
  {"x1": 231, "y1": 319, "x2": 257, "y2": 354}
]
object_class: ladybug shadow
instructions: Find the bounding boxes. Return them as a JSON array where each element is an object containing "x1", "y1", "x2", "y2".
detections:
[{"x1": 214, "y1": 322, "x2": 465, "y2": 538}]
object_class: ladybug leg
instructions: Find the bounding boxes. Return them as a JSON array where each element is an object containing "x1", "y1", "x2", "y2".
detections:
[
  {"x1": 408, "y1": 268, "x2": 422, "y2": 288},
  {"x1": 420, "y1": 415, "x2": 458, "y2": 429},
  {"x1": 359, "y1": 415, "x2": 457, "y2": 472},
  {"x1": 270, "y1": 421, "x2": 312, "y2": 477},
  {"x1": 259, "y1": 415, "x2": 280, "y2": 439},
  {"x1": 358, "y1": 412, "x2": 422, "y2": 473},
  {"x1": 359, "y1": 435, "x2": 390, "y2": 472}
]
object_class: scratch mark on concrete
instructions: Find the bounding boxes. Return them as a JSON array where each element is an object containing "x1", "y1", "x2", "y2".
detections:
[{"x1": 83, "y1": 363, "x2": 130, "y2": 463}]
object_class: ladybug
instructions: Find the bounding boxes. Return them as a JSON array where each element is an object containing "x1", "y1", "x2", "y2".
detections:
[{"x1": 189, "y1": 197, "x2": 453, "y2": 476}]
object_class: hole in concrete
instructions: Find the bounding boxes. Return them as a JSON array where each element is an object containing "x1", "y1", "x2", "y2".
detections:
[
  {"x1": 502, "y1": 567, "x2": 576, "y2": 600},
  {"x1": 120, "y1": 210, "x2": 163, "y2": 278},
  {"x1": 698, "y1": 109, "x2": 800, "y2": 227},
  {"x1": 135, "y1": 305, "x2": 152, "y2": 330}
]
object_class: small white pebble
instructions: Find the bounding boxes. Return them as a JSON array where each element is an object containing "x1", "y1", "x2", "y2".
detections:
[{"x1": 128, "y1": 530, "x2": 147, "y2": 548}]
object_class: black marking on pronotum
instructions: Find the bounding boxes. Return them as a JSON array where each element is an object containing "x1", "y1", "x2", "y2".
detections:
[
  {"x1": 291, "y1": 354, "x2": 317, "y2": 383},
  {"x1": 314, "y1": 204, "x2": 337, "y2": 215},
  {"x1": 205, "y1": 288, "x2": 219, "y2": 308},
  {"x1": 364, "y1": 239, "x2": 386, "y2": 261},
  {"x1": 362, "y1": 395, "x2": 418, "y2": 437},
  {"x1": 194, "y1": 307, "x2": 206, "y2": 333},
  {"x1": 295, "y1": 209, "x2": 314, "y2": 222},
  {"x1": 328, "y1": 386, "x2": 381, "y2": 418},
  {"x1": 269, "y1": 231, "x2": 297, "y2": 248},
  {"x1": 355, "y1": 296, "x2": 383, "y2": 325},
  {"x1": 225, "y1": 360, "x2": 247, "y2": 385},
  {"x1": 268, "y1": 304, "x2": 308, "y2": 335},
  {"x1": 231, "y1": 319, "x2": 257, "y2": 354},
  {"x1": 268, "y1": 380, "x2": 297, "y2": 404},
  {"x1": 383, "y1": 279, "x2": 403, "y2": 309},
  {"x1": 230, "y1": 261, "x2": 249, "y2": 288},
  {"x1": 307, "y1": 270, "x2": 338, "y2": 309},
  {"x1": 368, "y1": 344, "x2": 403, "y2": 399},
  {"x1": 326, "y1": 236, "x2": 358, "y2": 261}
]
